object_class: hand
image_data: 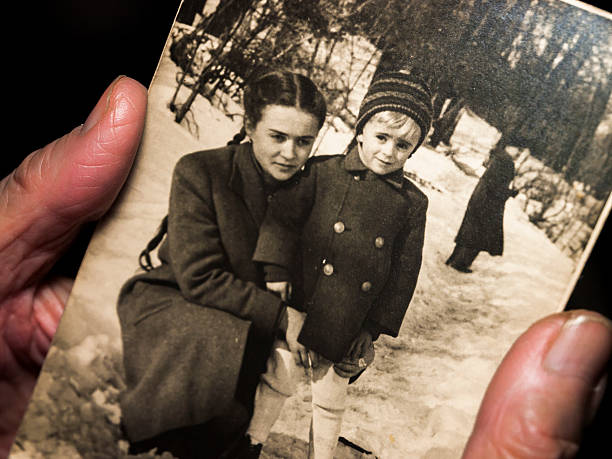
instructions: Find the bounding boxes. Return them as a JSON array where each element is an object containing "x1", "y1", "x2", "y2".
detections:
[
  {"x1": 334, "y1": 330, "x2": 375, "y2": 378},
  {"x1": 463, "y1": 310, "x2": 612, "y2": 458},
  {"x1": 0, "y1": 76, "x2": 146, "y2": 457},
  {"x1": 266, "y1": 281, "x2": 292, "y2": 302},
  {"x1": 347, "y1": 329, "x2": 373, "y2": 361},
  {"x1": 283, "y1": 306, "x2": 310, "y2": 370}
]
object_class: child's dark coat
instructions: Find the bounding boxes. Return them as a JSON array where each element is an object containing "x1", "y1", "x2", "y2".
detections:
[{"x1": 254, "y1": 147, "x2": 428, "y2": 362}]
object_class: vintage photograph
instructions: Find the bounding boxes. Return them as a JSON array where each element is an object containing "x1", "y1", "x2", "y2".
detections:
[{"x1": 10, "y1": 0, "x2": 612, "y2": 458}]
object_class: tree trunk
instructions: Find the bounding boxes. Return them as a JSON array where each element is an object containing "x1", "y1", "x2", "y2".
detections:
[
  {"x1": 206, "y1": 0, "x2": 253, "y2": 37},
  {"x1": 177, "y1": 0, "x2": 208, "y2": 26},
  {"x1": 429, "y1": 97, "x2": 463, "y2": 148}
]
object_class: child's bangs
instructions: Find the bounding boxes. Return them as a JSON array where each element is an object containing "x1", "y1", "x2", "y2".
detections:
[{"x1": 371, "y1": 111, "x2": 415, "y2": 130}]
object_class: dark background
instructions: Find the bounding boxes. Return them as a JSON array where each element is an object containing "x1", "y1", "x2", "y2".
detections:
[{"x1": 3, "y1": 1, "x2": 610, "y2": 456}]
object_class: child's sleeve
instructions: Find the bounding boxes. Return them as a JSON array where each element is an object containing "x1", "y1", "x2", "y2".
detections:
[
  {"x1": 253, "y1": 162, "x2": 317, "y2": 274},
  {"x1": 365, "y1": 194, "x2": 428, "y2": 338}
]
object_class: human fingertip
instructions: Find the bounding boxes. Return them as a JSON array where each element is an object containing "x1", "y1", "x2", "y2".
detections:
[
  {"x1": 543, "y1": 311, "x2": 612, "y2": 383},
  {"x1": 80, "y1": 76, "x2": 146, "y2": 135},
  {"x1": 562, "y1": 310, "x2": 612, "y2": 332},
  {"x1": 81, "y1": 75, "x2": 126, "y2": 135},
  {"x1": 109, "y1": 76, "x2": 148, "y2": 122}
]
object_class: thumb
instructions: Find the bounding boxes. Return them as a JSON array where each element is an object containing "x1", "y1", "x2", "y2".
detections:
[
  {"x1": 0, "y1": 76, "x2": 147, "y2": 298},
  {"x1": 463, "y1": 310, "x2": 612, "y2": 459}
]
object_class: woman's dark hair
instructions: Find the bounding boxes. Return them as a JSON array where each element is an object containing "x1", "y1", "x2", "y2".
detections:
[{"x1": 228, "y1": 71, "x2": 327, "y2": 145}]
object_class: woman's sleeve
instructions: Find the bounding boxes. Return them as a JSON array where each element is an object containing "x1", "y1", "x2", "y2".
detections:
[
  {"x1": 167, "y1": 155, "x2": 283, "y2": 337},
  {"x1": 366, "y1": 195, "x2": 428, "y2": 337},
  {"x1": 253, "y1": 162, "x2": 316, "y2": 272}
]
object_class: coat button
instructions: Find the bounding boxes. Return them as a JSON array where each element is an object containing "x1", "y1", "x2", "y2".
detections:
[
  {"x1": 353, "y1": 175, "x2": 361, "y2": 181},
  {"x1": 323, "y1": 263, "x2": 334, "y2": 276},
  {"x1": 267, "y1": 195, "x2": 273, "y2": 203},
  {"x1": 361, "y1": 281, "x2": 372, "y2": 292},
  {"x1": 375, "y1": 236, "x2": 385, "y2": 248},
  {"x1": 333, "y1": 221, "x2": 345, "y2": 233}
]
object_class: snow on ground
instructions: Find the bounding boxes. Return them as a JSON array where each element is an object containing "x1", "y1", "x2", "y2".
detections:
[{"x1": 11, "y1": 48, "x2": 575, "y2": 459}]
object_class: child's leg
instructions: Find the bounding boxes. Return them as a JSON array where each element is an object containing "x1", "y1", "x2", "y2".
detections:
[
  {"x1": 246, "y1": 338, "x2": 298, "y2": 445},
  {"x1": 308, "y1": 361, "x2": 349, "y2": 459}
]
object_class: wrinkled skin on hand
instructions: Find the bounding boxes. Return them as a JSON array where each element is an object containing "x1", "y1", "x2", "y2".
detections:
[{"x1": 0, "y1": 76, "x2": 146, "y2": 457}]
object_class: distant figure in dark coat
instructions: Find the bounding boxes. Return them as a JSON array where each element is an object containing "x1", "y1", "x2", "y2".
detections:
[
  {"x1": 446, "y1": 141, "x2": 518, "y2": 273},
  {"x1": 116, "y1": 71, "x2": 327, "y2": 459}
]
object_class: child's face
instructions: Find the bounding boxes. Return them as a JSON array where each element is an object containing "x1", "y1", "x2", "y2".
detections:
[
  {"x1": 357, "y1": 115, "x2": 421, "y2": 175},
  {"x1": 246, "y1": 104, "x2": 320, "y2": 181}
]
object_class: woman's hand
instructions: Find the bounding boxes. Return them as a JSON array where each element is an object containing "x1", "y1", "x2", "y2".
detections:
[
  {"x1": 266, "y1": 281, "x2": 292, "y2": 302},
  {"x1": 283, "y1": 306, "x2": 311, "y2": 370}
]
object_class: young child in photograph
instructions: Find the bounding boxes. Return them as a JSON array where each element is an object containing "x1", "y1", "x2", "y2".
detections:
[{"x1": 231, "y1": 70, "x2": 433, "y2": 459}]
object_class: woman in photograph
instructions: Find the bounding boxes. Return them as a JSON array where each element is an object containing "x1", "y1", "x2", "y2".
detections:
[
  {"x1": 446, "y1": 139, "x2": 518, "y2": 272},
  {"x1": 116, "y1": 70, "x2": 327, "y2": 458}
]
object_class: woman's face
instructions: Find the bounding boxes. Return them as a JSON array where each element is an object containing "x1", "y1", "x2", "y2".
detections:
[{"x1": 246, "y1": 104, "x2": 321, "y2": 181}]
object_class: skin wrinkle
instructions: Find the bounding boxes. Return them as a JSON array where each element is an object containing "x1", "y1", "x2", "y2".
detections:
[
  {"x1": 494, "y1": 366, "x2": 578, "y2": 457},
  {"x1": 2, "y1": 280, "x2": 66, "y2": 364},
  {"x1": 1, "y1": 315, "x2": 32, "y2": 368},
  {"x1": 63, "y1": 102, "x2": 140, "y2": 211},
  {"x1": 508, "y1": 396, "x2": 579, "y2": 458},
  {"x1": 32, "y1": 298, "x2": 58, "y2": 340},
  {"x1": 0, "y1": 225, "x2": 79, "y2": 299},
  {"x1": 479, "y1": 394, "x2": 581, "y2": 459},
  {"x1": 0, "y1": 131, "x2": 125, "y2": 260},
  {"x1": 38, "y1": 278, "x2": 70, "y2": 321},
  {"x1": 2, "y1": 289, "x2": 41, "y2": 368},
  {"x1": 32, "y1": 322, "x2": 52, "y2": 352},
  {"x1": 30, "y1": 327, "x2": 48, "y2": 366},
  {"x1": 0, "y1": 240, "x2": 42, "y2": 298},
  {"x1": 7, "y1": 154, "x2": 36, "y2": 197},
  {"x1": 1, "y1": 147, "x2": 69, "y2": 239},
  {"x1": 92, "y1": 93, "x2": 139, "y2": 154}
]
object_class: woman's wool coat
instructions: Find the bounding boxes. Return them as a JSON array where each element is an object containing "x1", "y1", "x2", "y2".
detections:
[
  {"x1": 117, "y1": 143, "x2": 285, "y2": 442},
  {"x1": 454, "y1": 149, "x2": 516, "y2": 255}
]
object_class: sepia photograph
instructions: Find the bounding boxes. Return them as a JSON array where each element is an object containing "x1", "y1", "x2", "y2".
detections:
[{"x1": 10, "y1": 0, "x2": 612, "y2": 458}]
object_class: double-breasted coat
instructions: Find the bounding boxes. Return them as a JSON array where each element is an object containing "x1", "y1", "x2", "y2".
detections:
[
  {"x1": 117, "y1": 143, "x2": 287, "y2": 442},
  {"x1": 254, "y1": 147, "x2": 428, "y2": 363},
  {"x1": 454, "y1": 149, "x2": 516, "y2": 255}
]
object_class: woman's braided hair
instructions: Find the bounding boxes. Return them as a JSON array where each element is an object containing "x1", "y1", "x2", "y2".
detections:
[{"x1": 227, "y1": 70, "x2": 327, "y2": 145}]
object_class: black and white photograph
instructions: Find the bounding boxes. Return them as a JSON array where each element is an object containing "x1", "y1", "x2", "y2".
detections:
[{"x1": 9, "y1": 0, "x2": 612, "y2": 458}]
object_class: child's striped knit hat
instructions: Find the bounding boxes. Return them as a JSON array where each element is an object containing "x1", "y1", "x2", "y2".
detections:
[{"x1": 355, "y1": 70, "x2": 434, "y2": 149}]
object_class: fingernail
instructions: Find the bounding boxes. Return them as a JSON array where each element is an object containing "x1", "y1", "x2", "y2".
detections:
[
  {"x1": 81, "y1": 75, "x2": 125, "y2": 134},
  {"x1": 543, "y1": 314, "x2": 612, "y2": 383}
]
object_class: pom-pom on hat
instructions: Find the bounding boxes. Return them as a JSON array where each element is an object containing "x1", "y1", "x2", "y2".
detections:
[{"x1": 355, "y1": 70, "x2": 434, "y2": 150}]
